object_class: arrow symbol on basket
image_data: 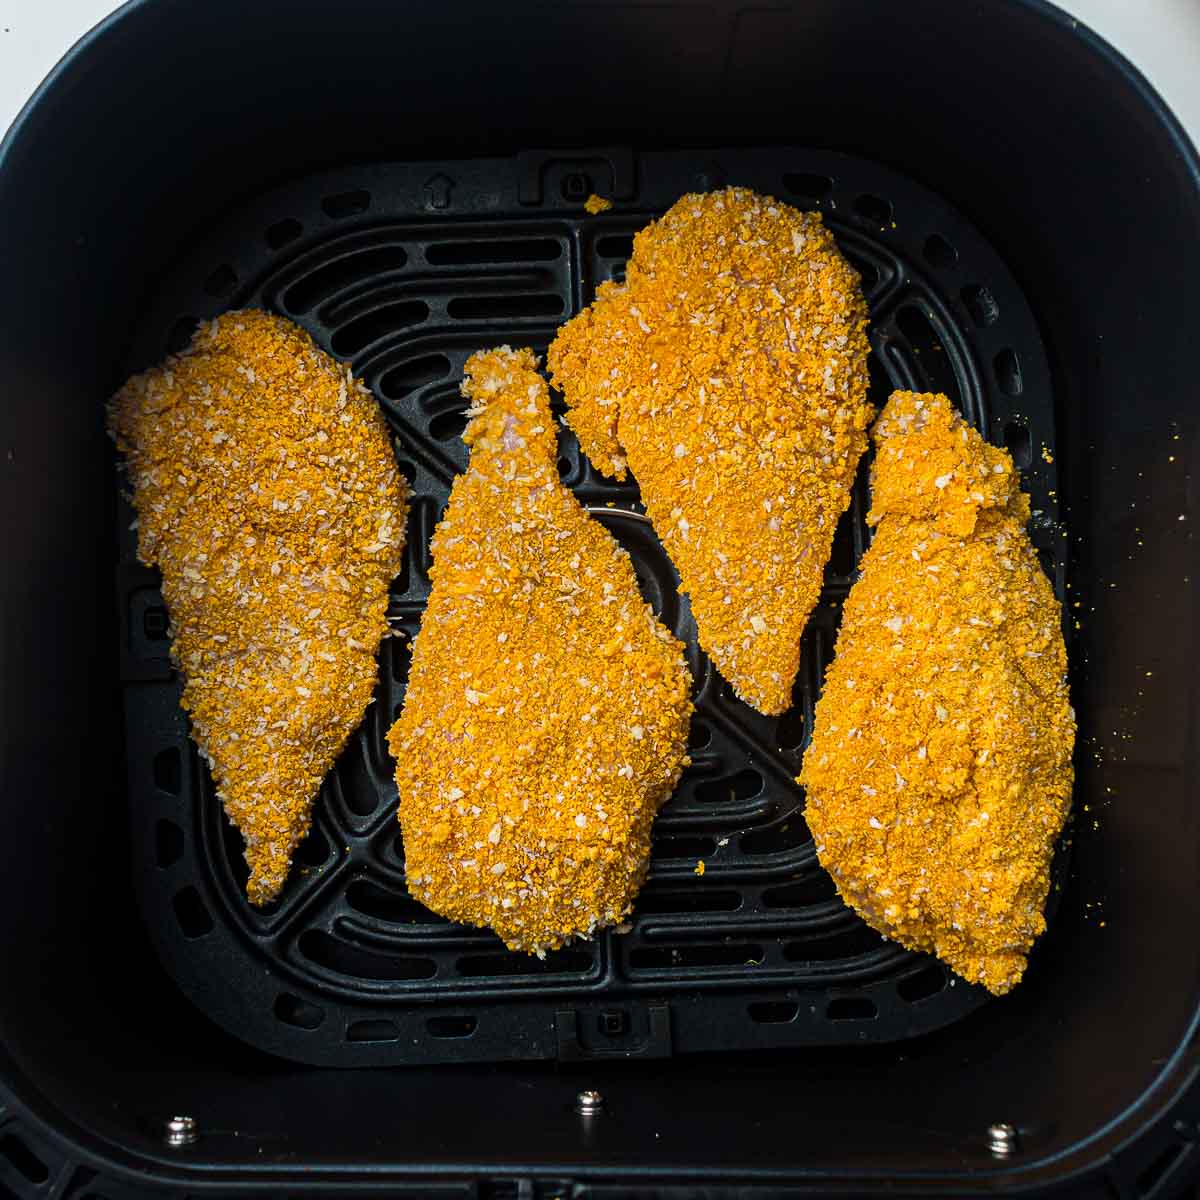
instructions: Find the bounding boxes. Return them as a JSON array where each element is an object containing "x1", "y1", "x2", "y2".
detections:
[{"x1": 424, "y1": 174, "x2": 454, "y2": 211}]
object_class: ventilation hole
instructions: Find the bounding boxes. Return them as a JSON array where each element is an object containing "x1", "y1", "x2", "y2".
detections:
[
  {"x1": 283, "y1": 245, "x2": 408, "y2": 312},
  {"x1": 346, "y1": 1019, "x2": 399, "y2": 1043},
  {"x1": 826, "y1": 506, "x2": 857, "y2": 577},
  {"x1": 380, "y1": 353, "x2": 452, "y2": 399},
  {"x1": 595, "y1": 233, "x2": 635, "y2": 260},
  {"x1": 322, "y1": 189, "x2": 371, "y2": 219},
  {"x1": 427, "y1": 1015, "x2": 478, "y2": 1039},
  {"x1": 993, "y1": 347, "x2": 1024, "y2": 396},
  {"x1": 391, "y1": 832, "x2": 406, "y2": 865},
  {"x1": 266, "y1": 217, "x2": 303, "y2": 249},
  {"x1": 784, "y1": 926, "x2": 883, "y2": 963},
  {"x1": 346, "y1": 880, "x2": 443, "y2": 925},
  {"x1": 557, "y1": 455, "x2": 573, "y2": 478},
  {"x1": 783, "y1": 172, "x2": 833, "y2": 202},
  {"x1": 202, "y1": 263, "x2": 238, "y2": 299},
  {"x1": 142, "y1": 603, "x2": 169, "y2": 640},
  {"x1": 922, "y1": 234, "x2": 958, "y2": 269},
  {"x1": 561, "y1": 172, "x2": 591, "y2": 201},
  {"x1": 854, "y1": 193, "x2": 892, "y2": 226},
  {"x1": 298, "y1": 930, "x2": 436, "y2": 981},
  {"x1": 166, "y1": 315, "x2": 199, "y2": 354},
  {"x1": 895, "y1": 305, "x2": 959, "y2": 401},
  {"x1": 153, "y1": 747, "x2": 181, "y2": 795},
  {"x1": 851, "y1": 257, "x2": 880, "y2": 293},
  {"x1": 748, "y1": 1000, "x2": 798, "y2": 1024},
  {"x1": 391, "y1": 636, "x2": 413, "y2": 688},
  {"x1": 274, "y1": 992, "x2": 325, "y2": 1030},
  {"x1": 457, "y1": 950, "x2": 593, "y2": 977},
  {"x1": 610, "y1": 263, "x2": 627, "y2": 284},
  {"x1": 293, "y1": 821, "x2": 333, "y2": 867},
  {"x1": 961, "y1": 283, "x2": 1000, "y2": 327},
  {"x1": 629, "y1": 943, "x2": 763, "y2": 969},
  {"x1": 694, "y1": 768, "x2": 763, "y2": 805},
  {"x1": 688, "y1": 720, "x2": 712, "y2": 750},
  {"x1": 896, "y1": 962, "x2": 947, "y2": 1003},
  {"x1": 740, "y1": 815, "x2": 811, "y2": 856},
  {"x1": 1136, "y1": 1140, "x2": 1186, "y2": 1197},
  {"x1": 635, "y1": 889, "x2": 742, "y2": 914},
  {"x1": 429, "y1": 406, "x2": 469, "y2": 442},
  {"x1": 172, "y1": 886, "x2": 213, "y2": 939},
  {"x1": 763, "y1": 875, "x2": 838, "y2": 908},
  {"x1": 329, "y1": 300, "x2": 429, "y2": 355},
  {"x1": 338, "y1": 741, "x2": 382, "y2": 819},
  {"x1": 826, "y1": 995, "x2": 878, "y2": 1021},
  {"x1": 1004, "y1": 420, "x2": 1033, "y2": 469},
  {"x1": 447, "y1": 294, "x2": 564, "y2": 320},
  {"x1": 0, "y1": 1134, "x2": 49, "y2": 1185},
  {"x1": 220, "y1": 808, "x2": 251, "y2": 890},
  {"x1": 652, "y1": 835, "x2": 717, "y2": 860},
  {"x1": 155, "y1": 819, "x2": 183, "y2": 868},
  {"x1": 776, "y1": 705, "x2": 806, "y2": 753},
  {"x1": 426, "y1": 238, "x2": 562, "y2": 265}
]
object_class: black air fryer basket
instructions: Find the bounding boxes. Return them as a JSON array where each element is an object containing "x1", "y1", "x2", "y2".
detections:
[{"x1": 1, "y1": 1, "x2": 1198, "y2": 1197}]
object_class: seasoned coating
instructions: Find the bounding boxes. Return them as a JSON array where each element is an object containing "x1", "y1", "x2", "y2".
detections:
[
  {"x1": 800, "y1": 392, "x2": 1074, "y2": 994},
  {"x1": 548, "y1": 187, "x2": 872, "y2": 714},
  {"x1": 388, "y1": 347, "x2": 693, "y2": 953},
  {"x1": 109, "y1": 311, "x2": 408, "y2": 905}
]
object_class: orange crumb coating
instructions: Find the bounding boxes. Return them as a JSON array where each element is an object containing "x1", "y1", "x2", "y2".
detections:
[
  {"x1": 388, "y1": 347, "x2": 693, "y2": 953},
  {"x1": 109, "y1": 310, "x2": 408, "y2": 905},
  {"x1": 800, "y1": 391, "x2": 1075, "y2": 995},
  {"x1": 548, "y1": 187, "x2": 872, "y2": 714}
]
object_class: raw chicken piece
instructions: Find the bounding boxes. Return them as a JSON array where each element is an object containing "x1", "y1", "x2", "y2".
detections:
[
  {"x1": 388, "y1": 347, "x2": 693, "y2": 953},
  {"x1": 548, "y1": 187, "x2": 872, "y2": 714},
  {"x1": 800, "y1": 391, "x2": 1074, "y2": 994},
  {"x1": 109, "y1": 310, "x2": 408, "y2": 904}
]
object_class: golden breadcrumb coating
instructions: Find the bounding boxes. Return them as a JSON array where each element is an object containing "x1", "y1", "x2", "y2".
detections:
[
  {"x1": 388, "y1": 347, "x2": 693, "y2": 953},
  {"x1": 548, "y1": 187, "x2": 872, "y2": 714},
  {"x1": 800, "y1": 391, "x2": 1074, "y2": 994},
  {"x1": 109, "y1": 310, "x2": 408, "y2": 905}
]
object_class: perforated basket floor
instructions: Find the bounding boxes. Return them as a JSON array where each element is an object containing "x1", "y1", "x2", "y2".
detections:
[{"x1": 117, "y1": 147, "x2": 1063, "y2": 1066}]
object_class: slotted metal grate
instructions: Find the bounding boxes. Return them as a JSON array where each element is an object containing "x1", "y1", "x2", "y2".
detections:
[{"x1": 118, "y1": 147, "x2": 1063, "y2": 1065}]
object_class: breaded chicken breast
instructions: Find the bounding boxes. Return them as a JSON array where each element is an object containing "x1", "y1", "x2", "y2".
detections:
[
  {"x1": 109, "y1": 311, "x2": 408, "y2": 904},
  {"x1": 800, "y1": 391, "x2": 1074, "y2": 994},
  {"x1": 388, "y1": 347, "x2": 693, "y2": 953},
  {"x1": 549, "y1": 187, "x2": 872, "y2": 714}
]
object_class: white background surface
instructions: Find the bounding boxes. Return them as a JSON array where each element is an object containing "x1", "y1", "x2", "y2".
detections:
[{"x1": 1, "y1": 0, "x2": 1199, "y2": 147}]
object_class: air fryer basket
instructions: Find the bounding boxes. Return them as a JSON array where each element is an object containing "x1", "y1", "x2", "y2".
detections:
[
  {"x1": 1, "y1": 0, "x2": 1198, "y2": 1196},
  {"x1": 122, "y1": 148, "x2": 1063, "y2": 1067}
]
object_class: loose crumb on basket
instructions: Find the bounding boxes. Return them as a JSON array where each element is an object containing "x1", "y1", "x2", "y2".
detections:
[{"x1": 584, "y1": 193, "x2": 614, "y2": 214}]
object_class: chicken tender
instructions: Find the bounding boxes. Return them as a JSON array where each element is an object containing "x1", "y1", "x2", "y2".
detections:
[
  {"x1": 800, "y1": 391, "x2": 1074, "y2": 994},
  {"x1": 548, "y1": 187, "x2": 872, "y2": 714},
  {"x1": 109, "y1": 311, "x2": 408, "y2": 904},
  {"x1": 388, "y1": 346, "x2": 693, "y2": 953}
]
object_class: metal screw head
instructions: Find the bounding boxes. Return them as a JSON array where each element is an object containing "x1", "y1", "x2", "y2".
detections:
[
  {"x1": 163, "y1": 1115, "x2": 198, "y2": 1147},
  {"x1": 575, "y1": 1089, "x2": 605, "y2": 1117},
  {"x1": 987, "y1": 1122, "x2": 1018, "y2": 1157}
]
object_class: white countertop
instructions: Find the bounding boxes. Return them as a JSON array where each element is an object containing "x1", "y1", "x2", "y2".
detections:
[{"x1": 2, "y1": 0, "x2": 1198, "y2": 149}]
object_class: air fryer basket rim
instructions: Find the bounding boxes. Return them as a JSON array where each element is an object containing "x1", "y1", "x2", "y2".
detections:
[{"x1": 1, "y1": 0, "x2": 1199, "y2": 1194}]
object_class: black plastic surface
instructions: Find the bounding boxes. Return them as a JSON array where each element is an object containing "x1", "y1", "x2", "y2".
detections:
[
  {"x1": 118, "y1": 148, "x2": 1062, "y2": 1066},
  {"x1": 2, "y1": 0, "x2": 1199, "y2": 1195}
]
